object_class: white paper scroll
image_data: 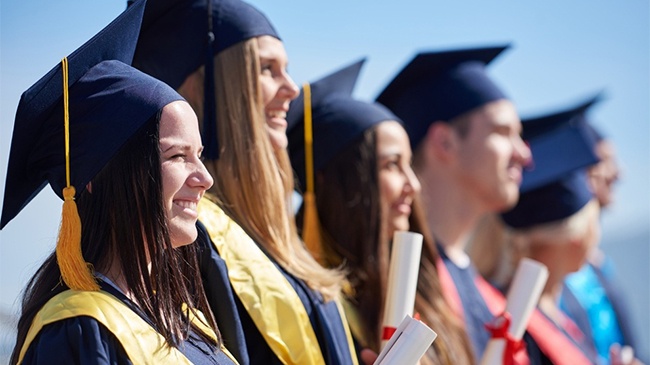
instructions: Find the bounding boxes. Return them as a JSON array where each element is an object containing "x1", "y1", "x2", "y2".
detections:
[
  {"x1": 380, "y1": 231, "x2": 423, "y2": 349},
  {"x1": 374, "y1": 315, "x2": 438, "y2": 365},
  {"x1": 480, "y1": 258, "x2": 549, "y2": 365}
]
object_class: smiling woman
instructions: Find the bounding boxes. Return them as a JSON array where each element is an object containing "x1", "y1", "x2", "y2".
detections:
[
  {"x1": 159, "y1": 101, "x2": 214, "y2": 248},
  {"x1": 286, "y1": 59, "x2": 476, "y2": 364},
  {"x1": 132, "y1": 0, "x2": 356, "y2": 364},
  {"x1": 0, "y1": 2, "x2": 240, "y2": 363},
  {"x1": 257, "y1": 35, "x2": 301, "y2": 150},
  {"x1": 376, "y1": 121, "x2": 421, "y2": 238},
  {"x1": 8, "y1": 65, "x2": 232, "y2": 364}
]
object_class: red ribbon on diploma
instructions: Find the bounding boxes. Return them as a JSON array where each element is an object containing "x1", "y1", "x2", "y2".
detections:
[
  {"x1": 485, "y1": 312, "x2": 524, "y2": 365},
  {"x1": 382, "y1": 313, "x2": 419, "y2": 341},
  {"x1": 382, "y1": 326, "x2": 397, "y2": 340}
]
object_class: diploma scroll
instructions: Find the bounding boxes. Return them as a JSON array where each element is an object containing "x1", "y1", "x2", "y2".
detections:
[
  {"x1": 380, "y1": 231, "x2": 423, "y2": 349},
  {"x1": 480, "y1": 258, "x2": 549, "y2": 365},
  {"x1": 374, "y1": 315, "x2": 437, "y2": 365}
]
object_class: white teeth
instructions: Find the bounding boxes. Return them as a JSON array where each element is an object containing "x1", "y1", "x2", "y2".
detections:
[
  {"x1": 175, "y1": 200, "x2": 197, "y2": 210},
  {"x1": 267, "y1": 111, "x2": 286, "y2": 119}
]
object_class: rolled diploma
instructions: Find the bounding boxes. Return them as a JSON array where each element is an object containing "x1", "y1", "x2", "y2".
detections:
[
  {"x1": 480, "y1": 258, "x2": 549, "y2": 365},
  {"x1": 380, "y1": 231, "x2": 423, "y2": 349},
  {"x1": 375, "y1": 315, "x2": 438, "y2": 365}
]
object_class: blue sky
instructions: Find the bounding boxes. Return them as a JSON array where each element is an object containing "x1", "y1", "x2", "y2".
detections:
[{"x1": 1, "y1": 0, "x2": 648, "y2": 350}]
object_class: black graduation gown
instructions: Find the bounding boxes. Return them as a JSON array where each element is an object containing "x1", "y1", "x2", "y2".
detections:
[
  {"x1": 20, "y1": 283, "x2": 236, "y2": 365},
  {"x1": 198, "y1": 220, "x2": 250, "y2": 365},
  {"x1": 438, "y1": 246, "x2": 494, "y2": 362},
  {"x1": 197, "y1": 221, "x2": 356, "y2": 365},
  {"x1": 438, "y1": 244, "x2": 549, "y2": 365}
]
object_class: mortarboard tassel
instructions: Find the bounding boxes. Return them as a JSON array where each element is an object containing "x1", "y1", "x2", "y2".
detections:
[
  {"x1": 55, "y1": 57, "x2": 99, "y2": 292},
  {"x1": 301, "y1": 83, "x2": 325, "y2": 264},
  {"x1": 202, "y1": 0, "x2": 219, "y2": 159}
]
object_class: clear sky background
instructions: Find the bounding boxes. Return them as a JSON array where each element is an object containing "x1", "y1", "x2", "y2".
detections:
[{"x1": 1, "y1": 0, "x2": 648, "y2": 358}]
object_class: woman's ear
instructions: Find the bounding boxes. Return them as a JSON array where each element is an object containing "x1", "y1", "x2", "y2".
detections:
[{"x1": 85, "y1": 182, "x2": 92, "y2": 194}]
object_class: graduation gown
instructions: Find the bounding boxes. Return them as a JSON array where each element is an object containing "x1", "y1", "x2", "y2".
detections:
[
  {"x1": 436, "y1": 244, "x2": 594, "y2": 365},
  {"x1": 197, "y1": 196, "x2": 358, "y2": 365},
  {"x1": 17, "y1": 284, "x2": 237, "y2": 365},
  {"x1": 437, "y1": 247, "x2": 496, "y2": 362},
  {"x1": 561, "y1": 260, "x2": 641, "y2": 364},
  {"x1": 535, "y1": 303, "x2": 599, "y2": 364}
]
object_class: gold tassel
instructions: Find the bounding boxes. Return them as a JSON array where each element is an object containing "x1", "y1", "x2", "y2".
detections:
[
  {"x1": 301, "y1": 83, "x2": 325, "y2": 264},
  {"x1": 56, "y1": 186, "x2": 99, "y2": 291},
  {"x1": 302, "y1": 191, "x2": 324, "y2": 263},
  {"x1": 55, "y1": 57, "x2": 99, "y2": 291}
]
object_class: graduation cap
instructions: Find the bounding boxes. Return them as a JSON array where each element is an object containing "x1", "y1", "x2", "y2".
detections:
[
  {"x1": 132, "y1": 0, "x2": 279, "y2": 159},
  {"x1": 1, "y1": 0, "x2": 183, "y2": 291},
  {"x1": 501, "y1": 171, "x2": 594, "y2": 229},
  {"x1": 517, "y1": 93, "x2": 604, "y2": 192},
  {"x1": 584, "y1": 121, "x2": 605, "y2": 143},
  {"x1": 287, "y1": 58, "x2": 402, "y2": 189},
  {"x1": 286, "y1": 59, "x2": 401, "y2": 262},
  {"x1": 376, "y1": 45, "x2": 510, "y2": 149},
  {"x1": 500, "y1": 94, "x2": 603, "y2": 229}
]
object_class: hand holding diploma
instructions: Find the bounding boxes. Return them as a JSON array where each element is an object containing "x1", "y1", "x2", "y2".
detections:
[
  {"x1": 480, "y1": 258, "x2": 549, "y2": 365},
  {"x1": 374, "y1": 315, "x2": 438, "y2": 365}
]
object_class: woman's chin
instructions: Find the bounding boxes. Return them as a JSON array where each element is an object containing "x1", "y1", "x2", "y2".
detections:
[{"x1": 266, "y1": 127, "x2": 288, "y2": 150}]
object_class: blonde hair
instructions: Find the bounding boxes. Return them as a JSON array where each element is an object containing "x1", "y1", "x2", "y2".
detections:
[
  {"x1": 469, "y1": 199, "x2": 601, "y2": 288},
  {"x1": 179, "y1": 38, "x2": 343, "y2": 300},
  {"x1": 469, "y1": 199, "x2": 601, "y2": 287}
]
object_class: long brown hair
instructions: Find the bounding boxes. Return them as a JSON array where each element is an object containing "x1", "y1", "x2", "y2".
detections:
[
  {"x1": 301, "y1": 126, "x2": 475, "y2": 363},
  {"x1": 179, "y1": 37, "x2": 344, "y2": 300},
  {"x1": 306, "y1": 128, "x2": 386, "y2": 349},
  {"x1": 11, "y1": 115, "x2": 219, "y2": 364}
]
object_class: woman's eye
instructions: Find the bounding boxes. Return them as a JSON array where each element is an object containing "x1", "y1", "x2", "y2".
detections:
[{"x1": 383, "y1": 160, "x2": 400, "y2": 170}]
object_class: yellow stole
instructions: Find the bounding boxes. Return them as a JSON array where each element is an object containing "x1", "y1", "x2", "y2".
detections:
[
  {"x1": 198, "y1": 196, "x2": 358, "y2": 365},
  {"x1": 18, "y1": 290, "x2": 238, "y2": 365}
]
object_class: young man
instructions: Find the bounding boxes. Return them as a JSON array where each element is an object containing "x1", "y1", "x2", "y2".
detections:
[{"x1": 377, "y1": 45, "x2": 592, "y2": 365}]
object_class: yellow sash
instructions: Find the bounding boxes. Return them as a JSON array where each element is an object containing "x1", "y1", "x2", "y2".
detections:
[
  {"x1": 198, "y1": 196, "x2": 358, "y2": 365},
  {"x1": 18, "y1": 290, "x2": 238, "y2": 364}
]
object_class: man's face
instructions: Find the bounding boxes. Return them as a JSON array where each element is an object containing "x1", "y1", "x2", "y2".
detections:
[{"x1": 453, "y1": 99, "x2": 531, "y2": 212}]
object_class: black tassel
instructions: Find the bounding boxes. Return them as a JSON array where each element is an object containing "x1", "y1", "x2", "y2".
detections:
[{"x1": 203, "y1": 0, "x2": 219, "y2": 159}]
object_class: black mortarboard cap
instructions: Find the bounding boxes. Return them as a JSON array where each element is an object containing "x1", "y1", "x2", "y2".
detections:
[
  {"x1": 1, "y1": 0, "x2": 184, "y2": 229},
  {"x1": 376, "y1": 45, "x2": 510, "y2": 149},
  {"x1": 286, "y1": 59, "x2": 401, "y2": 264},
  {"x1": 500, "y1": 94, "x2": 603, "y2": 229},
  {"x1": 132, "y1": 0, "x2": 278, "y2": 90},
  {"x1": 517, "y1": 93, "x2": 604, "y2": 192},
  {"x1": 133, "y1": 0, "x2": 279, "y2": 159},
  {"x1": 501, "y1": 171, "x2": 594, "y2": 229},
  {"x1": 2, "y1": 61, "x2": 182, "y2": 228},
  {"x1": 287, "y1": 59, "x2": 401, "y2": 190},
  {"x1": 584, "y1": 121, "x2": 605, "y2": 143}
]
